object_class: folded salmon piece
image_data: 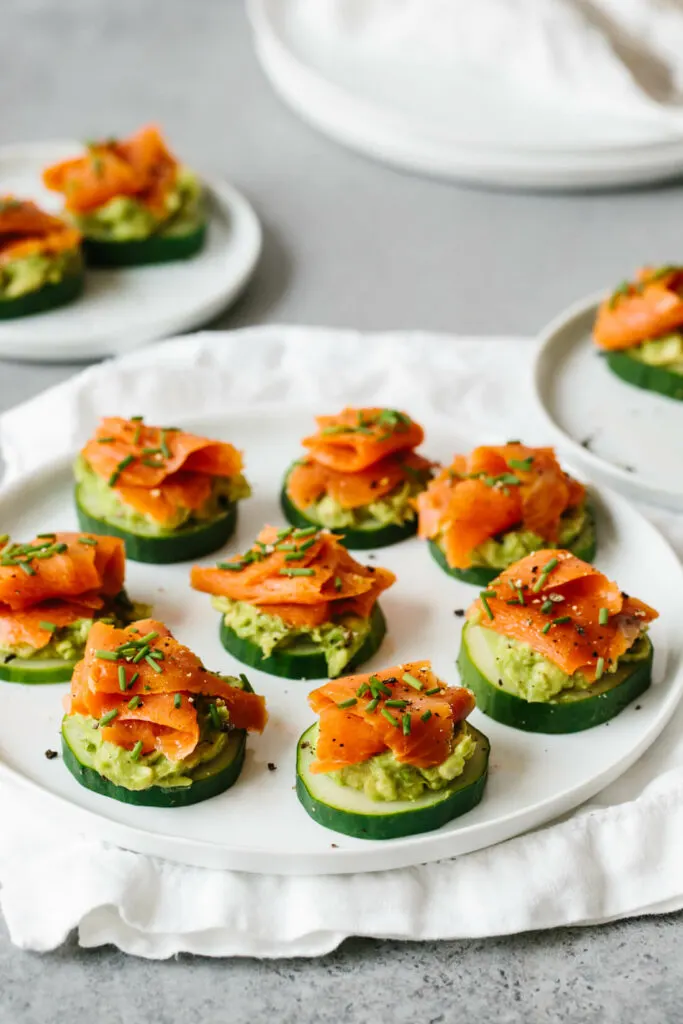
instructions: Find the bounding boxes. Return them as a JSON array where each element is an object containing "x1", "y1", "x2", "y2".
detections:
[
  {"x1": 0, "y1": 196, "x2": 81, "y2": 264},
  {"x1": 594, "y1": 267, "x2": 683, "y2": 352},
  {"x1": 302, "y1": 407, "x2": 424, "y2": 474}
]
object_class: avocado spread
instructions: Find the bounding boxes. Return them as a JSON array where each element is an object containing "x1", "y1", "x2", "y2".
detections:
[
  {"x1": 330, "y1": 724, "x2": 477, "y2": 801},
  {"x1": 297, "y1": 476, "x2": 429, "y2": 531},
  {"x1": 0, "y1": 248, "x2": 82, "y2": 301},
  {"x1": 65, "y1": 702, "x2": 231, "y2": 791},
  {"x1": 628, "y1": 333, "x2": 683, "y2": 376},
  {"x1": 72, "y1": 168, "x2": 204, "y2": 242},
  {"x1": 467, "y1": 622, "x2": 651, "y2": 703},
  {"x1": 75, "y1": 454, "x2": 250, "y2": 537},
  {"x1": 213, "y1": 596, "x2": 372, "y2": 678}
]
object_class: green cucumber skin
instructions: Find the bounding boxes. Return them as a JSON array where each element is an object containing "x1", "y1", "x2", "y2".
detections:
[
  {"x1": 280, "y1": 484, "x2": 418, "y2": 550},
  {"x1": 0, "y1": 271, "x2": 84, "y2": 320},
  {"x1": 219, "y1": 604, "x2": 387, "y2": 680},
  {"x1": 428, "y1": 506, "x2": 597, "y2": 587},
  {"x1": 82, "y1": 222, "x2": 206, "y2": 268},
  {"x1": 605, "y1": 351, "x2": 683, "y2": 403},
  {"x1": 296, "y1": 723, "x2": 490, "y2": 840},
  {"x1": 75, "y1": 486, "x2": 237, "y2": 564},
  {"x1": 0, "y1": 658, "x2": 76, "y2": 684},
  {"x1": 458, "y1": 623, "x2": 653, "y2": 734}
]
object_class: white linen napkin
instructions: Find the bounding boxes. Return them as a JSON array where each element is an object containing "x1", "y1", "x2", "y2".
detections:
[
  {"x1": 1, "y1": 326, "x2": 683, "y2": 959},
  {"x1": 272, "y1": 0, "x2": 683, "y2": 121}
]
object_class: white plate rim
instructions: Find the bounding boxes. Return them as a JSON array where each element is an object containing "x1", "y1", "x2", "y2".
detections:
[
  {"x1": 0, "y1": 141, "x2": 263, "y2": 362},
  {"x1": 0, "y1": 435, "x2": 681, "y2": 875}
]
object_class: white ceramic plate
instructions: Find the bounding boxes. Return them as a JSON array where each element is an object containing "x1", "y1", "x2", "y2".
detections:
[
  {"x1": 534, "y1": 293, "x2": 683, "y2": 511},
  {"x1": 0, "y1": 142, "x2": 262, "y2": 363},
  {"x1": 249, "y1": 0, "x2": 683, "y2": 190},
  {"x1": 0, "y1": 410, "x2": 680, "y2": 875}
]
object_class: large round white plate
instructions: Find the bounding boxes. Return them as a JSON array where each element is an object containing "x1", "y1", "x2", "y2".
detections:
[
  {"x1": 249, "y1": 0, "x2": 683, "y2": 190},
  {"x1": 0, "y1": 143, "x2": 262, "y2": 363},
  {"x1": 534, "y1": 293, "x2": 683, "y2": 511},
  {"x1": 0, "y1": 410, "x2": 680, "y2": 875}
]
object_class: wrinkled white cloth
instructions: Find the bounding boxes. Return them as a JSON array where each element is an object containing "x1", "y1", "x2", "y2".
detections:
[
  {"x1": 268, "y1": 0, "x2": 683, "y2": 121},
  {"x1": 1, "y1": 326, "x2": 683, "y2": 959}
]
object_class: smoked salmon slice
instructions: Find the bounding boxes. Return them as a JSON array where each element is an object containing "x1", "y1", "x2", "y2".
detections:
[
  {"x1": 467, "y1": 550, "x2": 658, "y2": 681},
  {"x1": 190, "y1": 525, "x2": 395, "y2": 627},
  {"x1": 417, "y1": 444, "x2": 586, "y2": 570},
  {"x1": 301, "y1": 407, "x2": 424, "y2": 474},
  {"x1": 80, "y1": 416, "x2": 244, "y2": 526},
  {"x1": 42, "y1": 125, "x2": 180, "y2": 214},
  {"x1": 287, "y1": 451, "x2": 433, "y2": 511},
  {"x1": 65, "y1": 618, "x2": 267, "y2": 760},
  {"x1": 308, "y1": 661, "x2": 476, "y2": 772},
  {"x1": 594, "y1": 267, "x2": 683, "y2": 351},
  {"x1": 0, "y1": 196, "x2": 81, "y2": 264}
]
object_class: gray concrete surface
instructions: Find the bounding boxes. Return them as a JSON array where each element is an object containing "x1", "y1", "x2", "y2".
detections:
[{"x1": 1, "y1": 1, "x2": 682, "y2": 1021}]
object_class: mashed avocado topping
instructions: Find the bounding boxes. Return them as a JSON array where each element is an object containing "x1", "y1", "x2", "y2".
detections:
[
  {"x1": 466, "y1": 622, "x2": 651, "y2": 703},
  {"x1": 0, "y1": 248, "x2": 82, "y2": 301},
  {"x1": 64, "y1": 705, "x2": 231, "y2": 791},
  {"x1": 75, "y1": 454, "x2": 250, "y2": 536},
  {"x1": 213, "y1": 596, "x2": 371, "y2": 678},
  {"x1": 329, "y1": 724, "x2": 477, "y2": 801},
  {"x1": 72, "y1": 168, "x2": 204, "y2": 242},
  {"x1": 298, "y1": 477, "x2": 428, "y2": 531},
  {"x1": 628, "y1": 333, "x2": 683, "y2": 376}
]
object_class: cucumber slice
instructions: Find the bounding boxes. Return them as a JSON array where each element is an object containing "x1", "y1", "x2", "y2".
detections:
[
  {"x1": 458, "y1": 621, "x2": 653, "y2": 733},
  {"x1": 82, "y1": 221, "x2": 206, "y2": 268},
  {"x1": 75, "y1": 485, "x2": 237, "y2": 564},
  {"x1": 61, "y1": 676, "x2": 254, "y2": 807},
  {"x1": 0, "y1": 656, "x2": 76, "y2": 684},
  {"x1": 428, "y1": 504, "x2": 597, "y2": 587},
  {"x1": 219, "y1": 604, "x2": 387, "y2": 680},
  {"x1": 0, "y1": 270, "x2": 84, "y2": 320},
  {"x1": 296, "y1": 722, "x2": 489, "y2": 840},
  {"x1": 605, "y1": 351, "x2": 683, "y2": 402},
  {"x1": 280, "y1": 480, "x2": 418, "y2": 550}
]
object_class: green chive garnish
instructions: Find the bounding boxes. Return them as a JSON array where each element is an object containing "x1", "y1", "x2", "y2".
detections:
[
  {"x1": 145, "y1": 655, "x2": 163, "y2": 673},
  {"x1": 132, "y1": 645, "x2": 150, "y2": 663},
  {"x1": 424, "y1": 686, "x2": 441, "y2": 695},
  {"x1": 130, "y1": 741, "x2": 143, "y2": 762},
  {"x1": 595, "y1": 656, "x2": 605, "y2": 680},
  {"x1": 36, "y1": 533, "x2": 55, "y2": 539},
  {"x1": 356, "y1": 683, "x2": 370, "y2": 697},
  {"x1": 298, "y1": 537, "x2": 317, "y2": 552},
  {"x1": 128, "y1": 695, "x2": 142, "y2": 709},
  {"x1": 276, "y1": 527, "x2": 293, "y2": 539},
  {"x1": 532, "y1": 556, "x2": 559, "y2": 593},
  {"x1": 599, "y1": 608, "x2": 609, "y2": 626},
  {"x1": 118, "y1": 665, "x2": 127, "y2": 691},
  {"x1": 138, "y1": 632, "x2": 159, "y2": 644},
  {"x1": 541, "y1": 622, "x2": 552, "y2": 635},
  {"x1": 239, "y1": 672, "x2": 250, "y2": 688},
  {"x1": 365, "y1": 697, "x2": 380, "y2": 713},
  {"x1": 98, "y1": 709, "x2": 119, "y2": 727},
  {"x1": 385, "y1": 699, "x2": 408, "y2": 708},
  {"x1": 142, "y1": 459, "x2": 163, "y2": 469},
  {"x1": 420, "y1": 710, "x2": 432, "y2": 723},
  {"x1": 174, "y1": 693, "x2": 182, "y2": 709},
  {"x1": 381, "y1": 708, "x2": 399, "y2": 727},
  {"x1": 279, "y1": 567, "x2": 315, "y2": 577},
  {"x1": 160, "y1": 430, "x2": 171, "y2": 459},
  {"x1": 508, "y1": 457, "x2": 534, "y2": 471},
  {"x1": 292, "y1": 526, "x2": 318, "y2": 538},
  {"x1": 402, "y1": 713, "x2": 411, "y2": 736},
  {"x1": 96, "y1": 650, "x2": 119, "y2": 661},
  {"x1": 97, "y1": 436, "x2": 115, "y2": 443},
  {"x1": 276, "y1": 543, "x2": 297, "y2": 551},
  {"x1": 18, "y1": 561, "x2": 35, "y2": 576},
  {"x1": 515, "y1": 586, "x2": 525, "y2": 606},
  {"x1": 480, "y1": 594, "x2": 494, "y2": 620},
  {"x1": 39, "y1": 621, "x2": 56, "y2": 633},
  {"x1": 336, "y1": 697, "x2": 357, "y2": 709},
  {"x1": 208, "y1": 703, "x2": 221, "y2": 729},
  {"x1": 284, "y1": 551, "x2": 305, "y2": 562},
  {"x1": 141, "y1": 447, "x2": 161, "y2": 455},
  {"x1": 481, "y1": 589, "x2": 497, "y2": 598},
  {"x1": 129, "y1": 671, "x2": 139, "y2": 688},
  {"x1": 402, "y1": 672, "x2": 424, "y2": 691},
  {"x1": 78, "y1": 537, "x2": 98, "y2": 546},
  {"x1": 541, "y1": 599, "x2": 553, "y2": 614},
  {"x1": 218, "y1": 561, "x2": 245, "y2": 571},
  {"x1": 552, "y1": 616, "x2": 572, "y2": 626}
]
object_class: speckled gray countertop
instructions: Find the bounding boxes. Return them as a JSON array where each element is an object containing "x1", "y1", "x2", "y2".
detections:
[{"x1": 1, "y1": 2, "x2": 682, "y2": 1020}]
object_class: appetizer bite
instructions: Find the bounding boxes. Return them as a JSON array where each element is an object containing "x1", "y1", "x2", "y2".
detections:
[
  {"x1": 0, "y1": 196, "x2": 83, "y2": 319},
  {"x1": 281, "y1": 407, "x2": 433, "y2": 549},
  {"x1": 458, "y1": 550, "x2": 657, "y2": 733},
  {"x1": 75, "y1": 416, "x2": 250, "y2": 563},
  {"x1": 42, "y1": 125, "x2": 206, "y2": 267},
  {"x1": 191, "y1": 525, "x2": 395, "y2": 679},
  {"x1": 417, "y1": 443, "x2": 595, "y2": 586},
  {"x1": 61, "y1": 619, "x2": 267, "y2": 806},
  {"x1": 594, "y1": 267, "x2": 683, "y2": 401},
  {"x1": 0, "y1": 532, "x2": 142, "y2": 683},
  {"x1": 296, "y1": 661, "x2": 489, "y2": 839}
]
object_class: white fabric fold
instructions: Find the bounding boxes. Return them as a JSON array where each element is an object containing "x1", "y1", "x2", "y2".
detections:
[{"x1": 1, "y1": 326, "x2": 682, "y2": 959}]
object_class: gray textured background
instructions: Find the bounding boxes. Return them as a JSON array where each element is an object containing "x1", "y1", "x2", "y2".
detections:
[{"x1": 1, "y1": 2, "x2": 682, "y2": 1021}]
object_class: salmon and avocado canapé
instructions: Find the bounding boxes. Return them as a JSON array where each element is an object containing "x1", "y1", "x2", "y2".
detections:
[
  {"x1": 61, "y1": 618, "x2": 267, "y2": 806},
  {"x1": 458, "y1": 550, "x2": 658, "y2": 733},
  {"x1": 75, "y1": 416, "x2": 250, "y2": 563},
  {"x1": 594, "y1": 267, "x2": 683, "y2": 401},
  {"x1": 296, "y1": 661, "x2": 489, "y2": 839},
  {"x1": 417, "y1": 443, "x2": 595, "y2": 586},
  {"x1": 42, "y1": 125, "x2": 206, "y2": 266},
  {"x1": 0, "y1": 197, "x2": 83, "y2": 319},
  {"x1": 0, "y1": 532, "x2": 144, "y2": 683},
  {"x1": 282, "y1": 407, "x2": 434, "y2": 549},
  {"x1": 190, "y1": 525, "x2": 395, "y2": 679}
]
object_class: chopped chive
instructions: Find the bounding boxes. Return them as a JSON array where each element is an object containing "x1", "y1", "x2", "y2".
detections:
[
  {"x1": 420, "y1": 710, "x2": 433, "y2": 723},
  {"x1": 541, "y1": 622, "x2": 552, "y2": 635},
  {"x1": 366, "y1": 697, "x2": 380, "y2": 713},
  {"x1": 595, "y1": 656, "x2": 605, "y2": 680},
  {"x1": 98, "y1": 709, "x2": 119, "y2": 727},
  {"x1": 145, "y1": 655, "x2": 163, "y2": 673},
  {"x1": 239, "y1": 672, "x2": 250, "y2": 688},
  {"x1": 279, "y1": 567, "x2": 315, "y2": 577},
  {"x1": 356, "y1": 683, "x2": 371, "y2": 697},
  {"x1": 208, "y1": 703, "x2": 221, "y2": 729},
  {"x1": 131, "y1": 645, "x2": 150, "y2": 663},
  {"x1": 377, "y1": 682, "x2": 392, "y2": 696},
  {"x1": 298, "y1": 537, "x2": 317, "y2": 552},
  {"x1": 97, "y1": 436, "x2": 115, "y2": 443},
  {"x1": 425, "y1": 686, "x2": 441, "y2": 695},
  {"x1": 18, "y1": 561, "x2": 35, "y2": 576},
  {"x1": 78, "y1": 536, "x2": 98, "y2": 546},
  {"x1": 402, "y1": 713, "x2": 412, "y2": 736},
  {"x1": 515, "y1": 586, "x2": 525, "y2": 606},
  {"x1": 284, "y1": 551, "x2": 305, "y2": 562},
  {"x1": 141, "y1": 446, "x2": 161, "y2": 455},
  {"x1": 481, "y1": 589, "x2": 497, "y2": 598},
  {"x1": 137, "y1": 632, "x2": 159, "y2": 644},
  {"x1": 336, "y1": 697, "x2": 357, "y2": 709},
  {"x1": 53, "y1": 543, "x2": 68, "y2": 553},
  {"x1": 129, "y1": 671, "x2": 139, "y2": 688},
  {"x1": 127, "y1": 695, "x2": 142, "y2": 709},
  {"x1": 508, "y1": 457, "x2": 534, "y2": 471},
  {"x1": 142, "y1": 459, "x2": 163, "y2": 469},
  {"x1": 381, "y1": 708, "x2": 399, "y2": 727},
  {"x1": 532, "y1": 556, "x2": 560, "y2": 593},
  {"x1": 599, "y1": 608, "x2": 609, "y2": 626},
  {"x1": 385, "y1": 699, "x2": 408, "y2": 708},
  {"x1": 552, "y1": 616, "x2": 572, "y2": 626},
  {"x1": 276, "y1": 527, "x2": 293, "y2": 539},
  {"x1": 118, "y1": 665, "x2": 127, "y2": 691},
  {"x1": 217, "y1": 561, "x2": 245, "y2": 571},
  {"x1": 39, "y1": 621, "x2": 57, "y2": 633},
  {"x1": 160, "y1": 430, "x2": 171, "y2": 459},
  {"x1": 292, "y1": 526, "x2": 318, "y2": 538},
  {"x1": 148, "y1": 649, "x2": 164, "y2": 660},
  {"x1": 480, "y1": 594, "x2": 494, "y2": 620},
  {"x1": 334, "y1": 576, "x2": 343, "y2": 592},
  {"x1": 130, "y1": 415, "x2": 144, "y2": 422},
  {"x1": 130, "y1": 740, "x2": 143, "y2": 762},
  {"x1": 276, "y1": 543, "x2": 297, "y2": 552},
  {"x1": 36, "y1": 533, "x2": 56, "y2": 539},
  {"x1": 174, "y1": 693, "x2": 182, "y2": 709},
  {"x1": 402, "y1": 672, "x2": 424, "y2": 691},
  {"x1": 96, "y1": 650, "x2": 119, "y2": 661},
  {"x1": 541, "y1": 599, "x2": 554, "y2": 615}
]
